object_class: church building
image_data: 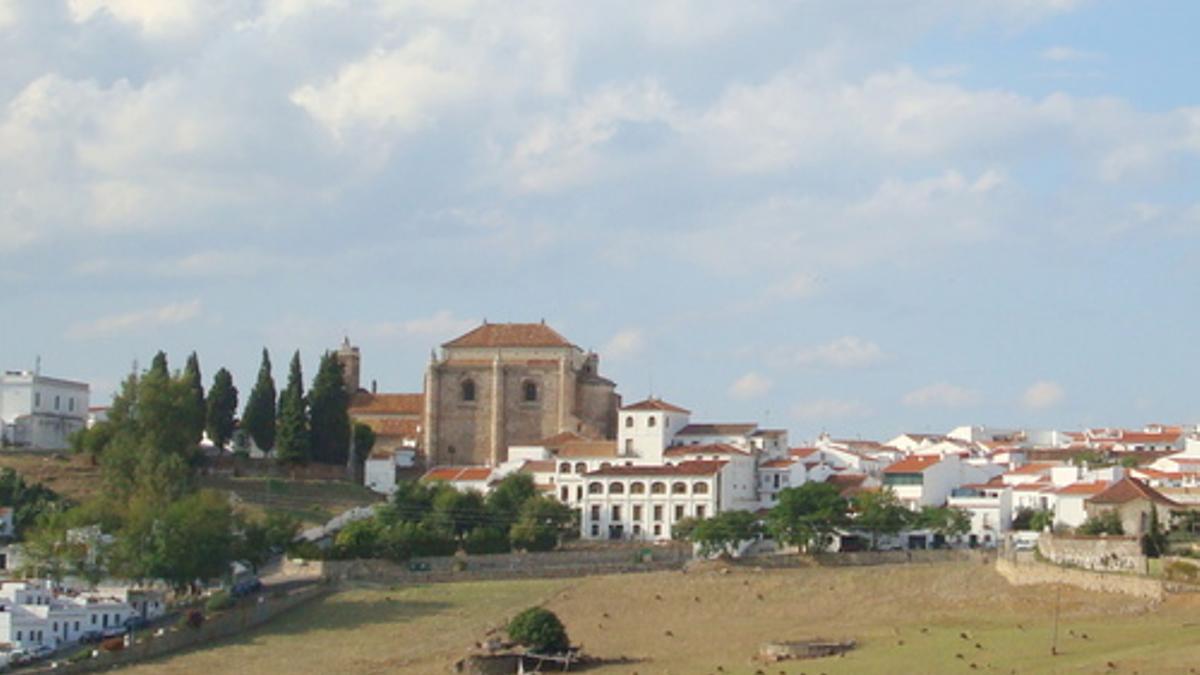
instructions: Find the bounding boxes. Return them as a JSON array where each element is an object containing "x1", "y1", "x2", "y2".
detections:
[{"x1": 422, "y1": 321, "x2": 620, "y2": 467}]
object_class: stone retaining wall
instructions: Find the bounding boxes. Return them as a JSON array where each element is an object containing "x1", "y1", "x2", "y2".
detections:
[
  {"x1": 1037, "y1": 533, "x2": 1146, "y2": 572},
  {"x1": 995, "y1": 557, "x2": 1164, "y2": 601},
  {"x1": 30, "y1": 583, "x2": 333, "y2": 674}
]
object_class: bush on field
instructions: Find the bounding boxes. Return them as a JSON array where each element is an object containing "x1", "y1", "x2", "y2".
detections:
[{"x1": 507, "y1": 607, "x2": 569, "y2": 654}]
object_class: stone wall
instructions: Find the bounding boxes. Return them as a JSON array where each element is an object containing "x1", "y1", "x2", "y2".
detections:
[
  {"x1": 1037, "y1": 533, "x2": 1146, "y2": 572},
  {"x1": 31, "y1": 583, "x2": 333, "y2": 674},
  {"x1": 291, "y1": 544, "x2": 692, "y2": 584},
  {"x1": 995, "y1": 557, "x2": 1164, "y2": 601},
  {"x1": 743, "y1": 549, "x2": 993, "y2": 569}
]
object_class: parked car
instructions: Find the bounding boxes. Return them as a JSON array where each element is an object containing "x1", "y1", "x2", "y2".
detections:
[
  {"x1": 78, "y1": 630, "x2": 104, "y2": 644},
  {"x1": 100, "y1": 625, "x2": 128, "y2": 639},
  {"x1": 1014, "y1": 539, "x2": 1037, "y2": 551},
  {"x1": 8, "y1": 649, "x2": 31, "y2": 665},
  {"x1": 123, "y1": 616, "x2": 149, "y2": 631},
  {"x1": 231, "y1": 578, "x2": 263, "y2": 598},
  {"x1": 29, "y1": 645, "x2": 55, "y2": 660}
]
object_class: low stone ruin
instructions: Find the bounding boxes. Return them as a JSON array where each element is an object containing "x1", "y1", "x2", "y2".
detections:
[{"x1": 759, "y1": 638, "x2": 857, "y2": 662}]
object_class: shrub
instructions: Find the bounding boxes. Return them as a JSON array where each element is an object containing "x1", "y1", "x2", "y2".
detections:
[
  {"x1": 1165, "y1": 559, "x2": 1200, "y2": 583},
  {"x1": 507, "y1": 607, "x2": 569, "y2": 654},
  {"x1": 331, "y1": 518, "x2": 382, "y2": 559},
  {"x1": 1078, "y1": 510, "x2": 1124, "y2": 536},
  {"x1": 464, "y1": 527, "x2": 511, "y2": 555},
  {"x1": 206, "y1": 591, "x2": 234, "y2": 612},
  {"x1": 287, "y1": 540, "x2": 325, "y2": 561}
]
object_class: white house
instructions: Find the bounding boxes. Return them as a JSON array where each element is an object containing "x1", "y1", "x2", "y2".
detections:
[
  {"x1": 0, "y1": 371, "x2": 89, "y2": 450},
  {"x1": 881, "y1": 454, "x2": 996, "y2": 509},
  {"x1": 947, "y1": 483, "x2": 1013, "y2": 547},
  {"x1": 0, "y1": 581, "x2": 151, "y2": 652},
  {"x1": 1053, "y1": 482, "x2": 1110, "y2": 528},
  {"x1": 579, "y1": 460, "x2": 726, "y2": 541},
  {"x1": 617, "y1": 398, "x2": 693, "y2": 463}
]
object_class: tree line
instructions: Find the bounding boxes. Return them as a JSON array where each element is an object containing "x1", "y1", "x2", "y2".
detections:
[
  {"x1": 299, "y1": 474, "x2": 577, "y2": 562},
  {"x1": 29, "y1": 352, "x2": 299, "y2": 591},
  {"x1": 676, "y1": 482, "x2": 972, "y2": 556},
  {"x1": 76, "y1": 347, "x2": 373, "y2": 467}
]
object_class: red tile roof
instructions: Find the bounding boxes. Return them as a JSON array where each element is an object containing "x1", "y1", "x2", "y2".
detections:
[
  {"x1": 421, "y1": 466, "x2": 494, "y2": 482},
  {"x1": 789, "y1": 447, "x2": 819, "y2": 458},
  {"x1": 585, "y1": 460, "x2": 726, "y2": 477},
  {"x1": 883, "y1": 455, "x2": 942, "y2": 474},
  {"x1": 552, "y1": 440, "x2": 619, "y2": 458},
  {"x1": 1008, "y1": 462, "x2": 1057, "y2": 476},
  {"x1": 537, "y1": 431, "x2": 589, "y2": 447},
  {"x1": 518, "y1": 460, "x2": 556, "y2": 474},
  {"x1": 443, "y1": 322, "x2": 573, "y2": 349},
  {"x1": 621, "y1": 398, "x2": 691, "y2": 414},
  {"x1": 677, "y1": 423, "x2": 758, "y2": 436},
  {"x1": 663, "y1": 443, "x2": 750, "y2": 457},
  {"x1": 349, "y1": 392, "x2": 423, "y2": 415},
  {"x1": 1088, "y1": 477, "x2": 1180, "y2": 507},
  {"x1": 760, "y1": 459, "x2": 797, "y2": 469},
  {"x1": 360, "y1": 418, "x2": 420, "y2": 438},
  {"x1": 826, "y1": 473, "x2": 868, "y2": 497},
  {"x1": 1055, "y1": 481, "x2": 1110, "y2": 496}
]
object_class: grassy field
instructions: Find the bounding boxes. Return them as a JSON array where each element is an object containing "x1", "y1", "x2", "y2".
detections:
[
  {"x1": 0, "y1": 452, "x2": 380, "y2": 526},
  {"x1": 119, "y1": 561, "x2": 1200, "y2": 674}
]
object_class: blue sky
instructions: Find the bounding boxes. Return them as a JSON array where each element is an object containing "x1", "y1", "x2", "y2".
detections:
[{"x1": 2, "y1": 0, "x2": 1198, "y2": 442}]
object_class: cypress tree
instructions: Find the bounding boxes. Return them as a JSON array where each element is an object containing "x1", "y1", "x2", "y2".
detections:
[
  {"x1": 275, "y1": 351, "x2": 310, "y2": 465},
  {"x1": 182, "y1": 352, "x2": 206, "y2": 444},
  {"x1": 205, "y1": 368, "x2": 238, "y2": 452},
  {"x1": 242, "y1": 348, "x2": 276, "y2": 453},
  {"x1": 308, "y1": 351, "x2": 351, "y2": 464}
]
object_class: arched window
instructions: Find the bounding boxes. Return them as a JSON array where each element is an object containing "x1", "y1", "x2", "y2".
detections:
[
  {"x1": 600, "y1": 462, "x2": 612, "y2": 469},
  {"x1": 625, "y1": 416, "x2": 634, "y2": 428},
  {"x1": 609, "y1": 482, "x2": 625, "y2": 494},
  {"x1": 630, "y1": 481, "x2": 646, "y2": 494},
  {"x1": 461, "y1": 379, "x2": 476, "y2": 402},
  {"x1": 648, "y1": 416, "x2": 657, "y2": 428},
  {"x1": 588, "y1": 482, "x2": 604, "y2": 495},
  {"x1": 575, "y1": 462, "x2": 587, "y2": 474},
  {"x1": 560, "y1": 462, "x2": 571, "y2": 473},
  {"x1": 671, "y1": 482, "x2": 688, "y2": 495},
  {"x1": 523, "y1": 380, "x2": 538, "y2": 402},
  {"x1": 692, "y1": 482, "x2": 709, "y2": 494},
  {"x1": 651, "y1": 481, "x2": 667, "y2": 494}
]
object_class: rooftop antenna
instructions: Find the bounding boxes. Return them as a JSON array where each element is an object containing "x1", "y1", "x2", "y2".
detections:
[{"x1": 34, "y1": 355, "x2": 41, "y2": 376}]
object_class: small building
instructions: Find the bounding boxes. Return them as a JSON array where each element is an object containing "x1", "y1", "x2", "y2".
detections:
[
  {"x1": 1052, "y1": 482, "x2": 1110, "y2": 529},
  {"x1": 0, "y1": 370, "x2": 90, "y2": 450},
  {"x1": 1085, "y1": 477, "x2": 1181, "y2": 536},
  {"x1": 579, "y1": 460, "x2": 726, "y2": 541}
]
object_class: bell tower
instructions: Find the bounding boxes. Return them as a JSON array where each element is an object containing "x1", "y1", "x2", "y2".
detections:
[{"x1": 336, "y1": 337, "x2": 361, "y2": 395}]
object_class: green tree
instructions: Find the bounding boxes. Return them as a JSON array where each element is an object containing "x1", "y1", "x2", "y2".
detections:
[
  {"x1": 766, "y1": 482, "x2": 849, "y2": 552},
  {"x1": 111, "y1": 490, "x2": 235, "y2": 592},
  {"x1": 275, "y1": 351, "x2": 310, "y2": 465},
  {"x1": 377, "y1": 480, "x2": 440, "y2": 526},
  {"x1": 915, "y1": 506, "x2": 971, "y2": 539},
  {"x1": 309, "y1": 351, "x2": 351, "y2": 464},
  {"x1": 353, "y1": 422, "x2": 376, "y2": 462},
  {"x1": 1029, "y1": 510, "x2": 1055, "y2": 532},
  {"x1": 205, "y1": 368, "x2": 239, "y2": 452},
  {"x1": 487, "y1": 473, "x2": 537, "y2": 528},
  {"x1": 242, "y1": 348, "x2": 277, "y2": 453},
  {"x1": 671, "y1": 516, "x2": 701, "y2": 541},
  {"x1": 1078, "y1": 509, "x2": 1124, "y2": 536},
  {"x1": 182, "y1": 352, "x2": 206, "y2": 445},
  {"x1": 853, "y1": 489, "x2": 912, "y2": 550},
  {"x1": 510, "y1": 496, "x2": 574, "y2": 551},
  {"x1": 1142, "y1": 505, "x2": 1168, "y2": 557},
  {"x1": 0, "y1": 468, "x2": 70, "y2": 538},
  {"x1": 508, "y1": 607, "x2": 569, "y2": 654},
  {"x1": 331, "y1": 518, "x2": 382, "y2": 559},
  {"x1": 428, "y1": 488, "x2": 486, "y2": 537},
  {"x1": 690, "y1": 510, "x2": 760, "y2": 557},
  {"x1": 234, "y1": 512, "x2": 299, "y2": 572}
]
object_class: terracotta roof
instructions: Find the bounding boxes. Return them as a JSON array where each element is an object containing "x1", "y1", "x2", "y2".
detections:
[
  {"x1": 443, "y1": 322, "x2": 574, "y2": 349},
  {"x1": 537, "y1": 431, "x2": 589, "y2": 448},
  {"x1": 359, "y1": 418, "x2": 420, "y2": 438},
  {"x1": 663, "y1": 443, "x2": 750, "y2": 457},
  {"x1": 621, "y1": 398, "x2": 691, "y2": 414},
  {"x1": 1012, "y1": 481, "x2": 1054, "y2": 492},
  {"x1": 1055, "y1": 481, "x2": 1110, "y2": 496},
  {"x1": 518, "y1": 460, "x2": 556, "y2": 474},
  {"x1": 349, "y1": 392, "x2": 423, "y2": 415},
  {"x1": 585, "y1": 460, "x2": 726, "y2": 477},
  {"x1": 1008, "y1": 462, "x2": 1057, "y2": 476},
  {"x1": 1133, "y1": 468, "x2": 1184, "y2": 481},
  {"x1": 1089, "y1": 477, "x2": 1180, "y2": 507},
  {"x1": 826, "y1": 473, "x2": 868, "y2": 497},
  {"x1": 368, "y1": 449, "x2": 395, "y2": 461},
  {"x1": 883, "y1": 455, "x2": 942, "y2": 474},
  {"x1": 422, "y1": 466, "x2": 494, "y2": 482},
  {"x1": 677, "y1": 423, "x2": 758, "y2": 436},
  {"x1": 552, "y1": 440, "x2": 619, "y2": 459},
  {"x1": 789, "y1": 447, "x2": 819, "y2": 458},
  {"x1": 760, "y1": 459, "x2": 797, "y2": 469}
]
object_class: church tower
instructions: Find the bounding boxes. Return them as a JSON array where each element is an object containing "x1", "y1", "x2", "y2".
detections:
[{"x1": 336, "y1": 337, "x2": 361, "y2": 395}]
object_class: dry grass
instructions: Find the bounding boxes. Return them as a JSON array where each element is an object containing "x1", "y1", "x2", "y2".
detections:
[
  {"x1": 117, "y1": 561, "x2": 1200, "y2": 674},
  {"x1": 0, "y1": 451, "x2": 103, "y2": 501}
]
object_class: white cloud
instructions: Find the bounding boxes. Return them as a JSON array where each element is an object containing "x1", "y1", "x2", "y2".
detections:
[
  {"x1": 0, "y1": 1, "x2": 14, "y2": 29},
  {"x1": 1022, "y1": 380, "x2": 1065, "y2": 409},
  {"x1": 791, "y1": 398, "x2": 870, "y2": 421},
  {"x1": 1040, "y1": 46, "x2": 1102, "y2": 62},
  {"x1": 67, "y1": 0, "x2": 214, "y2": 37},
  {"x1": 602, "y1": 329, "x2": 646, "y2": 361},
  {"x1": 902, "y1": 382, "x2": 981, "y2": 408},
  {"x1": 765, "y1": 272, "x2": 820, "y2": 301},
  {"x1": 774, "y1": 336, "x2": 886, "y2": 369},
  {"x1": 68, "y1": 300, "x2": 203, "y2": 339},
  {"x1": 290, "y1": 32, "x2": 475, "y2": 141},
  {"x1": 729, "y1": 372, "x2": 771, "y2": 400},
  {"x1": 367, "y1": 310, "x2": 476, "y2": 340}
]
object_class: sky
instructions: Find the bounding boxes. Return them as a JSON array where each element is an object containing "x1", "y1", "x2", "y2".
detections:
[{"x1": 2, "y1": 0, "x2": 1199, "y2": 443}]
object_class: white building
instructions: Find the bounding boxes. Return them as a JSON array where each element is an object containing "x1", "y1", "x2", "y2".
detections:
[
  {"x1": 947, "y1": 483, "x2": 1013, "y2": 547},
  {"x1": 881, "y1": 454, "x2": 997, "y2": 509},
  {"x1": 0, "y1": 581, "x2": 158, "y2": 652},
  {"x1": 579, "y1": 460, "x2": 725, "y2": 541},
  {"x1": 0, "y1": 371, "x2": 89, "y2": 450}
]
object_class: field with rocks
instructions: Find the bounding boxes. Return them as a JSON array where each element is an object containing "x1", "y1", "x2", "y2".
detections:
[{"x1": 119, "y1": 560, "x2": 1200, "y2": 674}]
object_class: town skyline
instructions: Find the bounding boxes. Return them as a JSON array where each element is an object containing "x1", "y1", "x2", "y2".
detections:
[{"x1": 3, "y1": 1, "x2": 1200, "y2": 441}]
